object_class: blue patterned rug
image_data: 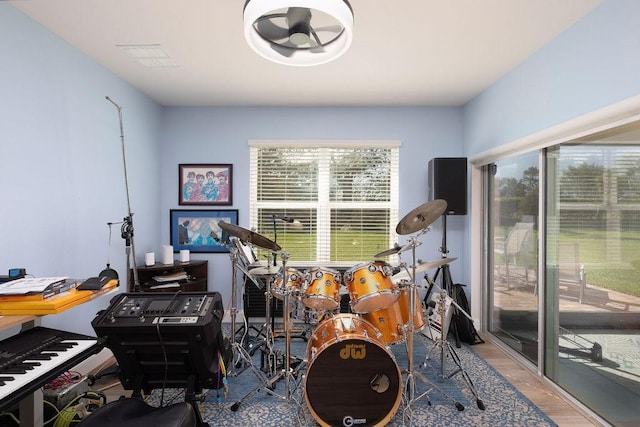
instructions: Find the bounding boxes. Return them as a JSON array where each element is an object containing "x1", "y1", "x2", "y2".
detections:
[{"x1": 146, "y1": 319, "x2": 557, "y2": 427}]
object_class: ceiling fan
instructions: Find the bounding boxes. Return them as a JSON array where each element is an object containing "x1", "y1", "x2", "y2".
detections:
[{"x1": 243, "y1": 0, "x2": 354, "y2": 66}]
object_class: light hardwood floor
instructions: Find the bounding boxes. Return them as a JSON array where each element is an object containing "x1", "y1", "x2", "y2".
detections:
[{"x1": 472, "y1": 334, "x2": 604, "y2": 427}]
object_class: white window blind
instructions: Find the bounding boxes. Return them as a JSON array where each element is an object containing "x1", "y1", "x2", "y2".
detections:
[{"x1": 249, "y1": 141, "x2": 400, "y2": 266}]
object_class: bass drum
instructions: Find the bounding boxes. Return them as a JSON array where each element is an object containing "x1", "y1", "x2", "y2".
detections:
[{"x1": 305, "y1": 314, "x2": 402, "y2": 427}]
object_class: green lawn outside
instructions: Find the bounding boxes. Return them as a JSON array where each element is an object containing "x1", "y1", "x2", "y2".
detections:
[
  {"x1": 498, "y1": 227, "x2": 640, "y2": 297},
  {"x1": 263, "y1": 227, "x2": 640, "y2": 297}
]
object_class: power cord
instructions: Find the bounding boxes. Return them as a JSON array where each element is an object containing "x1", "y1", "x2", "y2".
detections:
[{"x1": 44, "y1": 391, "x2": 106, "y2": 427}]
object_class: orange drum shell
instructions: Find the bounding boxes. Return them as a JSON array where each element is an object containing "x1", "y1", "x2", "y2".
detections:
[
  {"x1": 308, "y1": 314, "x2": 384, "y2": 361},
  {"x1": 397, "y1": 285, "x2": 426, "y2": 332},
  {"x1": 272, "y1": 268, "x2": 303, "y2": 303},
  {"x1": 345, "y1": 262, "x2": 398, "y2": 313},
  {"x1": 363, "y1": 286, "x2": 426, "y2": 345},
  {"x1": 362, "y1": 304, "x2": 405, "y2": 345},
  {"x1": 303, "y1": 268, "x2": 341, "y2": 310}
]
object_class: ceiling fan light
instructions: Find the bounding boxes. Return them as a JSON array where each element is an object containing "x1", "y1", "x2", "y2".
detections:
[
  {"x1": 244, "y1": 0, "x2": 353, "y2": 66},
  {"x1": 289, "y1": 30, "x2": 310, "y2": 46}
]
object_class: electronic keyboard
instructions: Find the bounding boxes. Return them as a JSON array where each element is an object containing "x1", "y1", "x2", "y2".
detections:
[{"x1": 0, "y1": 326, "x2": 102, "y2": 411}]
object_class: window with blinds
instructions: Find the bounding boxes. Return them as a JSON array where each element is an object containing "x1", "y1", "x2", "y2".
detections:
[{"x1": 249, "y1": 141, "x2": 400, "y2": 265}]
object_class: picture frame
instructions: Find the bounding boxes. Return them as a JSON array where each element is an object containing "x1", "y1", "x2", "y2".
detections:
[
  {"x1": 170, "y1": 209, "x2": 238, "y2": 253},
  {"x1": 179, "y1": 163, "x2": 232, "y2": 205}
]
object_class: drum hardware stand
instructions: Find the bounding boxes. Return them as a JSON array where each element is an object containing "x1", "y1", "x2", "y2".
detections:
[
  {"x1": 400, "y1": 231, "x2": 465, "y2": 422},
  {"x1": 422, "y1": 288, "x2": 485, "y2": 410},
  {"x1": 226, "y1": 245, "x2": 270, "y2": 382},
  {"x1": 432, "y1": 214, "x2": 462, "y2": 347},
  {"x1": 246, "y1": 259, "x2": 280, "y2": 373},
  {"x1": 231, "y1": 252, "x2": 306, "y2": 412}
]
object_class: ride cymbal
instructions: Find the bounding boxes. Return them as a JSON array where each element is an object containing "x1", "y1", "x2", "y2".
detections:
[
  {"x1": 218, "y1": 221, "x2": 281, "y2": 251},
  {"x1": 395, "y1": 199, "x2": 447, "y2": 235},
  {"x1": 392, "y1": 257, "x2": 457, "y2": 281}
]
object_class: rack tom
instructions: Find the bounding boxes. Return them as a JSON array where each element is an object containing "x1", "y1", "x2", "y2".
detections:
[
  {"x1": 302, "y1": 267, "x2": 342, "y2": 311},
  {"x1": 344, "y1": 261, "x2": 399, "y2": 313}
]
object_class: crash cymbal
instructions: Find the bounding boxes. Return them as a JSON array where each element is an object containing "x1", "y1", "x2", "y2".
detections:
[
  {"x1": 218, "y1": 221, "x2": 281, "y2": 251},
  {"x1": 395, "y1": 199, "x2": 447, "y2": 235},
  {"x1": 392, "y1": 257, "x2": 457, "y2": 281},
  {"x1": 374, "y1": 243, "x2": 412, "y2": 258}
]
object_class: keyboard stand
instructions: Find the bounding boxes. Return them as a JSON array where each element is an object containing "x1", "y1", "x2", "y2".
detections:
[{"x1": 0, "y1": 287, "x2": 116, "y2": 427}]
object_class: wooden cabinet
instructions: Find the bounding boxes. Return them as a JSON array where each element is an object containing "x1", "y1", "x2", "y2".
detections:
[{"x1": 129, "y1": 260, "x2": 208, "y2": 292}]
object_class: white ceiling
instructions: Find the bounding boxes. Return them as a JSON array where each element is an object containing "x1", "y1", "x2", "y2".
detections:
[{"x1": 10, "y1": 0, "x2": 603, "y2": 107}]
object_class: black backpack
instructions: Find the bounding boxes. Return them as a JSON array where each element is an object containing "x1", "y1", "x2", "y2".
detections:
[{"x1": 451, "y1": 283, "x2": 484, "y2": 345}]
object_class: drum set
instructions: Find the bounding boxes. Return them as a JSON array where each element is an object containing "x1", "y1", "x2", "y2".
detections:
[{"x1": 219, "y1": 199, "x2": 482, "y2": 426}]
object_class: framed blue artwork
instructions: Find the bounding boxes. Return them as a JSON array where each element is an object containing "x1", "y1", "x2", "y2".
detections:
[{"x1": 170, "y1": 209, "x2": 238, "y2": 253}]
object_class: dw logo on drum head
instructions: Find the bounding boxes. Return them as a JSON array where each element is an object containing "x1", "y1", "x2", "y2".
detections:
[{"x1": 339, "y1": 343, "x2": 366, "y2": 360}]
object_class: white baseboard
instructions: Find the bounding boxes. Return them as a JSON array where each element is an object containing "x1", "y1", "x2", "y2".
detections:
[
  {"x1": 71, "y1": 348, "x2": 115, "y2": 377},
  {"x1": 222, "y1": 309, "x2": 245, "y2": 324}
]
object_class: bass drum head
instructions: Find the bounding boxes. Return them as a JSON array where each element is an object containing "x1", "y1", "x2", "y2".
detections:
[{"x1": 305, "y1": 337, "x2": 402, "y2": 426}]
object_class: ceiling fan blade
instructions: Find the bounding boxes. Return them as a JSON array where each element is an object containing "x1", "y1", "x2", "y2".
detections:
[
  {"x1": 270, "y1": 42, "x2": 296, "y2": 58},
  {"x1": 255, "y1": 14, "x2": 289, "y2": 41},
  {"x1": 309, "y1": 30, "x2": 325, "y2": 53},
  {"x1": 286, "y1": 7, "x2": 312, "y2": 27},
  {"x1": 312, "y1": 25, "x2": 344, "y2": 34}
]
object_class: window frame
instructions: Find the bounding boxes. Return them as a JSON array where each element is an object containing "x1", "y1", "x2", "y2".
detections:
[{"x1": 248, "y1": 140, "x2": 400, "y2": 266}]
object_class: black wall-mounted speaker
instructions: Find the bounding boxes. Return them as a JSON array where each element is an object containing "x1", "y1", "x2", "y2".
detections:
[{"x1": 428, "y1": 157, "x2": 468, "y2": 215}]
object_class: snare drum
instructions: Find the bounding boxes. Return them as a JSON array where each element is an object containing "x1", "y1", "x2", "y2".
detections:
[
  {"x1": 344, "y1": 261, "x2": 399, "y2": 313},
  {"x1": 302, "y1": 267, "x2": 342, "y2": 311},
  {"x1": 271, "y1": 268, "x2": 303, "y2": 304},
  {"x1": 305, "y1": 314, "x2": 402, "y2": 427}
]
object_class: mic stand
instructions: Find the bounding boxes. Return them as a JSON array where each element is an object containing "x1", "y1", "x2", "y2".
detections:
[{"x1": 106, "y1": 96, "x2": 140, "y2": 292}]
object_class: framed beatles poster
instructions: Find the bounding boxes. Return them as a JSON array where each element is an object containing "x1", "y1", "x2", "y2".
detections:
[{"x1": 179, "y1": 164, "x2": 232, "y2": 205}]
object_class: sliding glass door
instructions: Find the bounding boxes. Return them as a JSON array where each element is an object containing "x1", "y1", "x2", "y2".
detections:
[
  {"x1": 485, "y1": 122, "x2": 640, "y2": 425},
  {"x1": 545, "y1": 135, "x2": 640, "y2": 425},
  {"x1": 487, "y1": 152, "x2": 539, "y2": 364}
]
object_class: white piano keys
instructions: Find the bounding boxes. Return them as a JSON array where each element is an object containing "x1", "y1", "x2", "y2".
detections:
[{"x1": 0, "y1": 339, "x2": 97, "y2": 402}]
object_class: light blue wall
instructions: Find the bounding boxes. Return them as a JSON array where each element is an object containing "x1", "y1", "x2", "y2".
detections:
[
  {"x1": 464, "y1": 0, "x2": 640, "y2": 155},
  {"x1": 0, "y1": 4, "x2": 163, "y2": 335},
  {"x1": 159, "y1": 107, "x2": 467, "y2": 305},
  {"x1": 0, "y1": 4, "x2": 467, "y2": 334},
  {"x1": 3, "y1": 0, "x2": 638, "y2": 335}
]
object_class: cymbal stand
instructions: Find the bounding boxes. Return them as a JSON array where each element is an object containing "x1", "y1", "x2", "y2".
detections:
[
  {"x1": 276, "y1": 252, "x2": 301, "y2": 400},
  {"x1": 422, "y1": 288, "x2": 485, "y2": 410},
  {"x1": 402, "y1": 230, "x2": 464, "y2": 423},
  {"x1": 432, "y1": 214, "x2": 462, "y2": 347},
  {"x1": 227, "y1": 246, "x2": 268, "y2": 383},
  {"x1": 244, "y1": 265, "x2": 279, "y2": 365},
  {"x1": 231, "y1": 252, "x2": 305, "y2": 411}
]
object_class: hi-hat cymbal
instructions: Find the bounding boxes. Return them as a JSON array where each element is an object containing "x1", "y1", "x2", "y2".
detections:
[
  {"x1": 392, "y1": 257, "x2": 457, "y2": 281},
  {"x1": 249, "y1": 265, "x2": 282, "y2": 276},
  {"x1": 218, "y1": 221, "x2": 281, "y2": 251},
  {"x1": 374, "y1": 243, "x2": 412, "y2": 258},
  {"x1": 396, "y1": 199, "x2": 447, "y2": 235}
]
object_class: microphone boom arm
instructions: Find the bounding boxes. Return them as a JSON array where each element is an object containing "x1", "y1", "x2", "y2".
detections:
[{"x1": 106, "y1": 96, "x2": 141, "y2": 292}]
